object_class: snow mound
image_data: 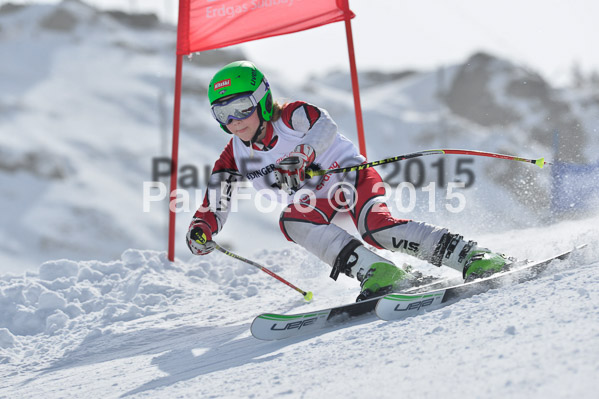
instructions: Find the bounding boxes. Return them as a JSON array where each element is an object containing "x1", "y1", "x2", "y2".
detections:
[
  {"x1": 1, "y1": 247, "x2": 316, "y2": 337},
  {"x1": 0, "y1": 245, "x2": 332, "y2": 363},
  {"x1": 1, "y1": 250, "x2": 178, "y2": 337}
]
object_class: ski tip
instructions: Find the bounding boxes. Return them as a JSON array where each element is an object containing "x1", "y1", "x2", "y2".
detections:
[{"x1": 304, "y1": 291, "x2": 314, "y2": 302}]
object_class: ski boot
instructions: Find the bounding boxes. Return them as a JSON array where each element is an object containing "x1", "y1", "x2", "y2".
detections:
[
  {"x1": 331, "y1": 239, "x2": 408, "y2": 302},
  {"x1": 358, "y1": 262, "x2": 408, "y2": 301},
  {"x1": 463, "y1": 249, "x2": 510, "y2": 281},
  {"x1": 432, "y1": 233, "x2": 512, "y2": 281}
]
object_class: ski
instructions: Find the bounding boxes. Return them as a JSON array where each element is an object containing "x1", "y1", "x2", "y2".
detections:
[
  {"x1": 376, "y1": 245, "x2": 585, "y2": 321},
  {"x1": 250, "y1": 271, "x2": 449, "y2": 340},
  {"x1": 251, "y1": 245, "x2": 585, "y2": 340},
  {"x1": 250, "y1": 295, "x2": 380, "y2": 341},
  {"x1": 250, "y1": 273, "x2": 450, "y2": 340}
]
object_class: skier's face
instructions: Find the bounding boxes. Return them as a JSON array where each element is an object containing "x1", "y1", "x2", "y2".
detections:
[{"x1": 227, "y1": 110, "x2": 263, "y2": 142}]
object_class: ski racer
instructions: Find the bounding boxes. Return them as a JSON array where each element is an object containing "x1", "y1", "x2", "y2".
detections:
[{"x1": 186, "y1": 60, "x2": 510, "y2": 301}]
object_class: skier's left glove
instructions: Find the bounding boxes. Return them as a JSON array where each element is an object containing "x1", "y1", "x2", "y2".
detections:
[
  {"x1": 186, "y1": 220, "x2": 216, "y2": 255},
  {"x1": 274, "y1": 144, "x2": 316, "y2": 195}
]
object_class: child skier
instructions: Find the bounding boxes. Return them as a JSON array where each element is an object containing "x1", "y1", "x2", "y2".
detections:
[{"x1": 186, "y1": 60, "x2": 509, "y2": 301}]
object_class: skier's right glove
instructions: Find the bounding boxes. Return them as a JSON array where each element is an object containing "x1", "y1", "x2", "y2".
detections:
[
  {"x1": 186, "y1": 220, "x2": 215, "y2": 255},
  {"x1": 274, "y1": 144, "x2": 316, "y2": 195}
]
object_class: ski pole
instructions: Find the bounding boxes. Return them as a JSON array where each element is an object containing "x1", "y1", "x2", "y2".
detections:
[
  {"x1": 306, "y1": 148, "x2": 551, "y2": 179},
  {"x1": 213, "y1": 242, "x2": 314, "y2": 302}
]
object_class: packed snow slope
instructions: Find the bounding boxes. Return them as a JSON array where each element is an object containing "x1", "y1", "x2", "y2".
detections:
[
  {"x1": 1, "y1": 215, "x2": 598, "y2": 398},
  {"x1": 1, "y1": 1, "x2": 599, "y2": 273}
]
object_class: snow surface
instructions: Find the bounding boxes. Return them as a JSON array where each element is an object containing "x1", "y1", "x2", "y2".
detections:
[
  {"x1": 2, "y1": 2, "x2": 599, "y2": 398},
  {"x1": 1, "y1": 216, "x2": 598, "y2": 398}
]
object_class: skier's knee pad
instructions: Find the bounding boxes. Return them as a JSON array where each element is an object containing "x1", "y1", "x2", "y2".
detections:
[
  {"x1": 358, "y1": 202, "x2": 410, "y2": 249},
  {"x1": 278, "y1": 202, "x2": 356, "y2": 266},
  {"x1": 279, "y1": 202, "x2": 330, "y2": 242}
]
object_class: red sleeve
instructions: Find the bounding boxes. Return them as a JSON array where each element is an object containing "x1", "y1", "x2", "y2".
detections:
[
  {"x1": 191, "y1": 139, "x2": 239, "y2": 234},
  {"x1": 212, "y1": 138, "x2": 238, "y2": 174}
]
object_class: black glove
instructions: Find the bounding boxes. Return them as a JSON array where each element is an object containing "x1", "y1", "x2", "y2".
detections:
[{"x1": 186, "y1": 220, "x2": 215, "y2": 255}]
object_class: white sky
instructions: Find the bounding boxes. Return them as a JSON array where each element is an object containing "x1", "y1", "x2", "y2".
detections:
[{"x1": 9, "y1": 0, "x2": 599, "y2": 86}]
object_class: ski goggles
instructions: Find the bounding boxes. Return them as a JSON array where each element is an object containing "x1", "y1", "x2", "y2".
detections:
[
  {"x1": 211, "y1": 94, "x2": 258, "y2": 125},
  {"x1": 210, "y1": 80, "x2": 269, "y2": 125}
]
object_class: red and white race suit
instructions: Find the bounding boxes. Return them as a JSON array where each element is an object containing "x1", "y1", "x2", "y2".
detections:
[{"x1": 191, "y1": 101, "x2": 457, "y2": 271}]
